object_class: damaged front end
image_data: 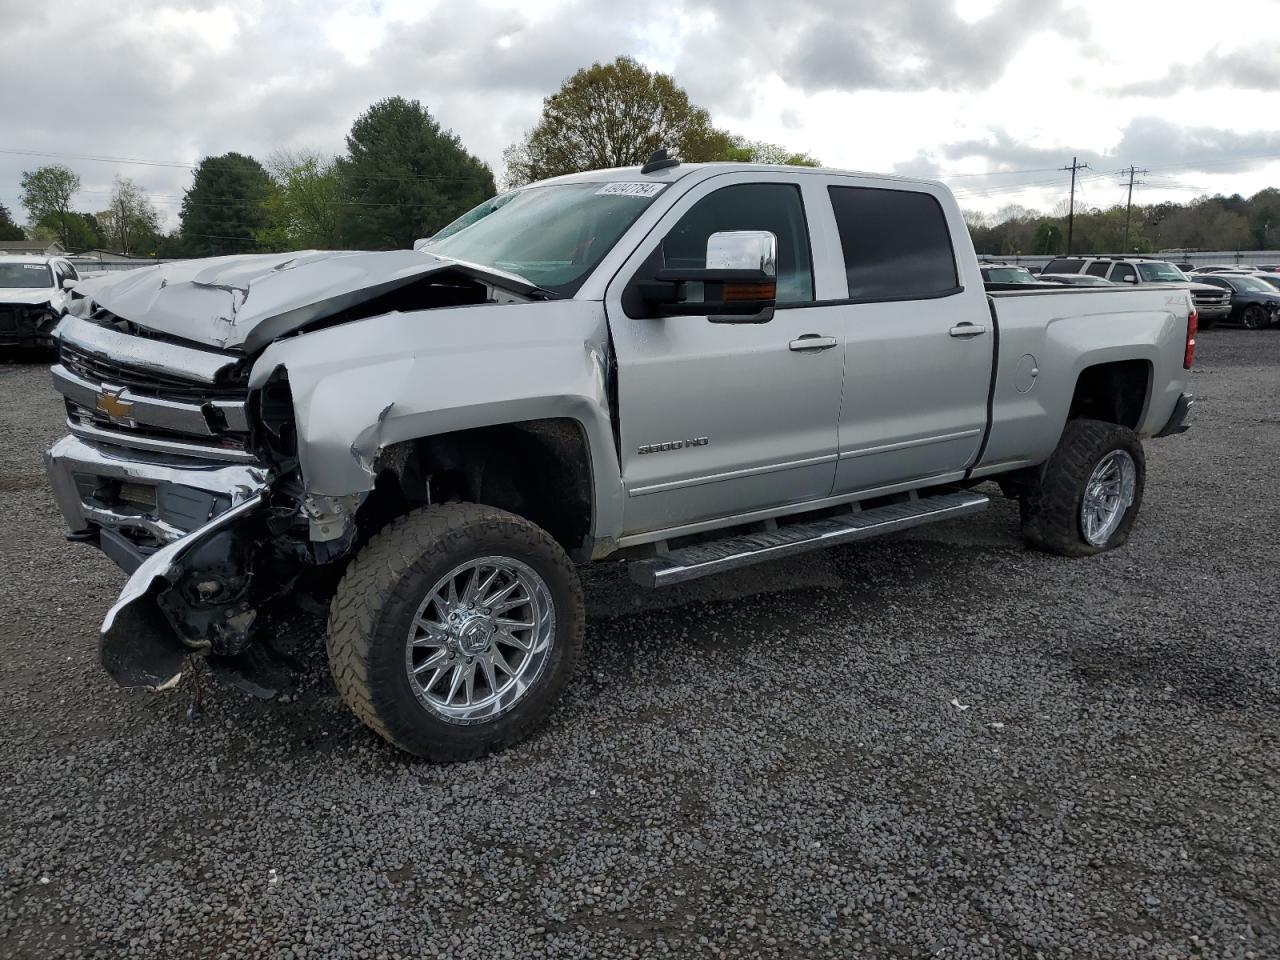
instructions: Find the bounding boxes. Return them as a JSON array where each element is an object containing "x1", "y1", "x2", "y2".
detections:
[
  {"x1": 46, "y1": 249, "x2": 540, "y2": 697},
  {"x1": 99, "y1": 494, "x2": 268, "y2": 690}
]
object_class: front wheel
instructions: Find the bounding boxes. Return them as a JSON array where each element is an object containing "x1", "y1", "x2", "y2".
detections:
[
  {"x1": 327, "y1": 504, "x2": 584, "y2": 760},
  {"x1": 1242, "y1": 305, "x2": 1268, "y2": 330},
  {"x1": 1019, "y1": 418, "x2": 1145, "y2": 557}
]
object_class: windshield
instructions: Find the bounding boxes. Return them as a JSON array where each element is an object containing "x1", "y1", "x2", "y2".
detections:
[
  {"x1": 0, "y1": 263, "x2": 53, "y2": 289},
  {"x1": 421, "y1": 182, "x2": 665, "y2": 297},
  {"x1": 985, "y1": 267, "x2": 1037, "y2": 283},
  {"x1": 1229, "y1": 275, "x2": 1277, "y2": 293},
  {"x1": 1137, "y1": 262, "x2": 1188, "y2": 282}
]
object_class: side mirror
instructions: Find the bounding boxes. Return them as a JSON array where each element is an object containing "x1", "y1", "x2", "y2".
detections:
[
  {"x1": 1122, "y1": 274, "x2": 1138, "y2": 284},
  {"x1": 412, "y1": 238, "x2": 431, "y2": 251},
  {"x1": 642, "y1": 230, "x2": 779, "y2": 323},
  {"x1": 62, "y1": 278, "x2": 78, "y2": 291}
]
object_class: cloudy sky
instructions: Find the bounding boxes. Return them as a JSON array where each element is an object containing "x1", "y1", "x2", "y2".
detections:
[{"x1": 4, "y1": 0, "x2": 1280, "y2": 232}]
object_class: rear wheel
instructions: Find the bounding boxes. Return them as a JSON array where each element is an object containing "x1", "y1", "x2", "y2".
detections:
[
  {"x1": 327, "y1": 503, "x2": 584, "y2": 760},
  {"x1": 1242, "y1": 304, "x2": 1268, "y2": 330},
  {"x1": 1019, "y1": 418, "x2": 1145, "y2": 557}
]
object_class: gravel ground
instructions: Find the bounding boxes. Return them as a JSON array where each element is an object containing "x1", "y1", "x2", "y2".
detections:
[{"x1": 0, "y1": 330, "x2": 1277, "y2": 960}]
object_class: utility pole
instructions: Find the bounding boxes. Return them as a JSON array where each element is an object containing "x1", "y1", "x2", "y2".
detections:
[
  {"x1": 1119, "y1": 165, "x2": 1148, "y2": 251},
  {"x1": 1060, "y1": 156, "x2": 1090, "y2": 254}
]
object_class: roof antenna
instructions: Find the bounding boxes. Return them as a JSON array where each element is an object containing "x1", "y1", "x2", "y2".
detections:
[{"x1": 641, "y1": 148, "x2": 680, "y2": 175}]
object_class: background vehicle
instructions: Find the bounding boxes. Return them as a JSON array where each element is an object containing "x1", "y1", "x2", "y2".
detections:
[
  {"x1": 980, "y1": 263, "x2": 1039, "y2": 285},
  {"x1": 44, "y1": 161, "x2": 1196, "y2": 761},
  {"x1": 1250, "y1": 273, "x2": 1280, "y2": 292},
  {"x1": 0, "y1": 256, "x2": 79, "y2": 349},
  {"x1": 1039, "y1": 273, "x2": 1115, "y2": 286},
  {"x1": 1191, "y1": 273, "x2": 1280, "y2": 328},
  {"x1": 1039, "y1": 256, "x2": 1230, "y2": 326}
]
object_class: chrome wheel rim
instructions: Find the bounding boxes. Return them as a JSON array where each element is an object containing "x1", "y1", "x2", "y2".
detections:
[
  {"x1": 1080, "y1": 450, "x2": 1137, "y2": 546},
  {"x1": 404, "y1": 556, "x2": 555, "y2": 725}
]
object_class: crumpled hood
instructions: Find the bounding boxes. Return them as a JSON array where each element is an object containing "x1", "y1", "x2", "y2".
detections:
[
  {"x1": 0, "y1": 288, "x2": 56, "y2": 306},
  {"x1": 72, "y1": 249, "x2": 542, "y2": 353}
]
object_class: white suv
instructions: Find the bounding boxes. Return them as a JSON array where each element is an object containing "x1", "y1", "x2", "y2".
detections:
[{"x1": 0, "y1": 255, "x2": 80, "y2": 348}]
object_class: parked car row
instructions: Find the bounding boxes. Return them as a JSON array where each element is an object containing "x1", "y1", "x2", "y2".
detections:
[{"x1": 994, "y1": 256, "x2": 1278, "y2": 330}]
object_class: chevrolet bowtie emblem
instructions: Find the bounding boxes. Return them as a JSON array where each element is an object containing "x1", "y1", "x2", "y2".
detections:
[{"x1": 95, "y1": 389, "x2": 134, "y2": 420}]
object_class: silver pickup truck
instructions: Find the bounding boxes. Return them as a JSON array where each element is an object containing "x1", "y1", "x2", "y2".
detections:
[{"x1": 44, "y1": 160, "x2": 1197, "y2": 760}]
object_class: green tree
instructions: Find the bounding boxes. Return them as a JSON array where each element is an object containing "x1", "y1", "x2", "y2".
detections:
[
  {"x1": 96, "y1": 176, "x2": 162, "y2": 255},
  {"x1": 31, "y1": 211, "x2": 99, "y2": 250},
  {"x1": 0, "y1": 203, "x2": 24, "y2": 241},
  {"x1": 179, "y1": 153, "x2": 273, "y2": 257},
  {"x1": 502, "y1": 56, "x2": 740, "y2": 187},
  {"x1": 1247, "y1": 188, "x2": 1280, "y2": 248},
  {"x1": 257, "y1": 150, "x2": 345, "y2": 250},
  {"x1": 720, "y1": 135, "x2": 820, "y2": 167},
  {"x1": 339, "y1": 97, "x2": 495, "y2": 250},
  {"x1": 19, "y1": 164, "x2": 81, "y2": 245}
]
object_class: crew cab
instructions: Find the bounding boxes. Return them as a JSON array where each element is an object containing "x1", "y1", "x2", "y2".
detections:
[
  {"x1": 44, "y1": 160, "x2": 1197, "y2": 760},
  {"x1": 1041, "y1": 256, "x2": 1231, "y2": 327},
  {"x1": 0, "y1": 255, "x2": 80, "y2": 348}
]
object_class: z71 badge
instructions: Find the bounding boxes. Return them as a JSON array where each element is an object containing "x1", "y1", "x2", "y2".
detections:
[{"x1": 637, "y1": 437, "x2": 709, "y2": 455}]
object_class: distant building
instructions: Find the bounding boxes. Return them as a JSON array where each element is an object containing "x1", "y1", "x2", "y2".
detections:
[{"x1": 0, "y1": 239, "x2": 66, "y2": 257}]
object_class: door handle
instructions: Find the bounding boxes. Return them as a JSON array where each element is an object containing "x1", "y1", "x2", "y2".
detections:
[
  {"x1": 949, "y1": 323, "x2": 987, "y2": 338},
  {"x1": 789, "y1": 335, "x2": 839, "y2": 352}
]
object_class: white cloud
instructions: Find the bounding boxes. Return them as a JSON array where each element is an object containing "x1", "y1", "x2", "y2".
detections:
[{"x1": 1, "y1": 0, "x2": 1277, "y2": 232}]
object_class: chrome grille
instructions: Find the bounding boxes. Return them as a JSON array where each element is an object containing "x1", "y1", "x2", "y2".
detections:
[
  {"x1": 59, "y1": 340, "x2": 246, "y2": 400},
  {"x1": 53, "y1": 316, "x2": 256, "y2": 464}
]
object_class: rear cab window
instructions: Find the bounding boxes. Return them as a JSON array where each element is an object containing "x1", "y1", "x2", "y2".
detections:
[
  {"x1": 1044, "y1": 258, "x2": 1084, "y2": 274},
  {"x1": 827, "y1": 186, "x2": 958, "y2": 300}
]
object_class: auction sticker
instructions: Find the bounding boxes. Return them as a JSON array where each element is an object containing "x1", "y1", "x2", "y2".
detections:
[
  {"x1": 596, "y1": 182, "x2": 667, "y2": 198},
  {"x1": 24, "y1": 264, "x2": 45, "y2": 269}
]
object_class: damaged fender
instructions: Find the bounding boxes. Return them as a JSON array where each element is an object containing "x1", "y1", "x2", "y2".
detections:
[
  {"x1": 248, "y1": 300, "x2": 627, "y2": 539},
  {"x1": 100, "y1": 493, "x2": 265, "y2": 690}
]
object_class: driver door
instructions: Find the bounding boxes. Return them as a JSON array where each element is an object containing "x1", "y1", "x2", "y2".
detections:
[{"x1": 605, "y1": 174, "x2": 847, "y2": 539}]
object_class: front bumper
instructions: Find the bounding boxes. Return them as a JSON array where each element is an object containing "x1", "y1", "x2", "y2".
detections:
[
  {"x1": 44, "y1": 434, "x2": 270, "y2": 573},
  {"x1": 1194, "y1": 304, "x2": 1231, "y2": 320},
  {"x1": 0, "y1": 304, "x2": 58, "y2": 347}
]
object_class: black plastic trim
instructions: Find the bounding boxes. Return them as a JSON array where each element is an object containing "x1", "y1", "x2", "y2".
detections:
[
  {"x1": 965, "y1": 296, "x2": 1002, "y2": 479},
  {"x1": 783, "y1": 285, "x2": 966, "y2": 310},
  {"x1": 1155, "y1": 392, "x2": 1194, "y2": 437}
]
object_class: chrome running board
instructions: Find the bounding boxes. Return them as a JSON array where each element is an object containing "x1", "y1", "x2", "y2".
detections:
[{"x1": 628, "y1": 490, "x2": 989, "y2": 588}]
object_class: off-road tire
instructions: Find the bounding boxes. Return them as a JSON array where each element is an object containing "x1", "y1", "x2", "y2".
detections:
[
  {"x1": 1019, "y1": 418, "x2": 1145, "y2": 557},
  {"x1": 327, "y1": 503, "x2": 584, "y2": 760}
]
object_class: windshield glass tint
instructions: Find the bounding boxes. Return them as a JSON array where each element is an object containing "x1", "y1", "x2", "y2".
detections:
[
  {"x1": 985, "y1": 267, "x2": 1036, "y2": 283},
  {"x1": 1137, "y1": 262, "x2": 1187, "y2": 282},
  {"x1": 1230, "y1": 276, "x2": 1276, "y2": 293},
  {"x1": 0, "y1": 263, "x2": 53, "y2": 288},
  {"x1": 422, "y1": 182, "x2": 663, "y2": 296}
]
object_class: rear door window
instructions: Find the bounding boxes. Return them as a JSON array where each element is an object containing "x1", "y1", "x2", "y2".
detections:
[
  {"x1": 1043, "y1": 258, "x2": 1084, "y2": 274},
  {"x1": 827, "y1": 186, "x2": 958, "y2": 301},
  {"x1": 1086, "y1": 262, "x2": 1111, "y2": 277}
]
